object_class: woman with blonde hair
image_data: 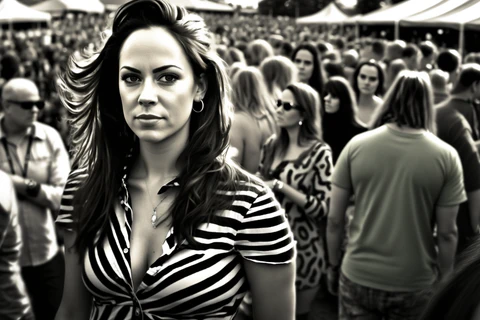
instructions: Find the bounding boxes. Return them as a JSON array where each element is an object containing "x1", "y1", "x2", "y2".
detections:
[
  {"x1": 259, "y1": 82, "x2": 333, "y2": 320},
  {"x1": 230, "y1": 66, "x2": 278, "y2": 173},
  {"x1": 245, "y1": 39, "x2": 274, "y2": 67},
  {"x1": 260, "y1": 55, "x2": 298, "y2": 101}
]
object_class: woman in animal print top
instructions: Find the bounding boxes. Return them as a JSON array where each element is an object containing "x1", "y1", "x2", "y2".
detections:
[{"x1": 259, "y1": 82, "x2": 333, "y2": 320}]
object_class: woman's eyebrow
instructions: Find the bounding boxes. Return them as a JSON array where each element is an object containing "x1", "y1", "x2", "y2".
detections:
[{"x1": 120, "y1": 65, "x2": 183, "y2": 73}]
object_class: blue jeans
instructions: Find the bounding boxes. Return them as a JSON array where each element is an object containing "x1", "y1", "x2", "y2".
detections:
[{"x1": 339, "y1": 273, "x2": 432, "y2": 320}]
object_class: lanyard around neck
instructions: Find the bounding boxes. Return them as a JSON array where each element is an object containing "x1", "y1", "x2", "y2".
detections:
[{"x1": 1, "y1": 126, "x2": 35, "y2": 178}]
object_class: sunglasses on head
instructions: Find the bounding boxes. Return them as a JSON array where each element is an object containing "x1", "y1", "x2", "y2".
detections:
[
  {"x1": 7, "y1": 100, "x2": 45, "y2": 110},
  {"x1": 276, "y1": 99, "x2": 304, "y2": 111}
]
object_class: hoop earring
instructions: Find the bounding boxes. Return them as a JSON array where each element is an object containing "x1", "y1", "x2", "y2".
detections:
[{"x1": 193, "y1": 100, "x2": 204, "y2": 113}]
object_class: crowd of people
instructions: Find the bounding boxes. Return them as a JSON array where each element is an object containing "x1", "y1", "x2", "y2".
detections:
[{"x1": 2, "y1": 0, "x2": 480, "y2": 319}]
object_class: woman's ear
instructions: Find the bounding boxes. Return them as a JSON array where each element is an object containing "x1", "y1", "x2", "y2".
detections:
[{"x1": 195, "y1": 73, "x2": 208, "y2": 101}]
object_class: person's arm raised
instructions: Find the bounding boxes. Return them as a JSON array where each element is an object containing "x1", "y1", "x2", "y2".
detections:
[{"x1": 55, "y1": 231, "x2": 92, "y2": 320}]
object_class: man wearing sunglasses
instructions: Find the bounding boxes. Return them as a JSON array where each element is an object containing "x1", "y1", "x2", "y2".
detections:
[{"x1": 0, "y1": 78, "x2": 70, "y2": 320}]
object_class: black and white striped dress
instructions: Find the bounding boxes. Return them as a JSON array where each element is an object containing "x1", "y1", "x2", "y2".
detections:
[{"x1": 56, "y1": 163, "x2": 295, "y2": 320}]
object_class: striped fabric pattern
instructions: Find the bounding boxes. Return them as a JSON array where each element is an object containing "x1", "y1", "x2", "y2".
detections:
[{"x1": 56, "y1": 164, "x2": 295, "y2": 320}]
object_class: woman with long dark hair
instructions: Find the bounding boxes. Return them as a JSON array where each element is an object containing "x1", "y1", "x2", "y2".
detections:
[
  {"x1": 323, "y1": 76, "x2": 367, "y2": 164},
  {"x1": 54, "y1": 1, "x2": 296, "y2": 319},
  {"x1": 291, "y1": 42, "x2": 326, "y2": 96},
  {"x1": 351, "y1": 59, "x2": 385, "y2": 126},
  {"x1": 259, "y1": 82, "x2": 332, "y2": 320}
]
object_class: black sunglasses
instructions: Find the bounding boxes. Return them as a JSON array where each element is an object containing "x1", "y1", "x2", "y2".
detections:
[
  {"x1": 276, "y1": 99, "x2": 304, "y2": 111},
  {"x1": 7, "y1": 100, "x2": 45, "y2": 110}
]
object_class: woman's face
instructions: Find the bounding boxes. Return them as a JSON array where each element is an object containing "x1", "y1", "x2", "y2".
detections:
[
  {"x1": 276, "y1": 89, "x2": 303, "y2": 129},
  {"x1": 294, "y1": 49, "x2": 314, "y2": 83},
  {"x1": 357, "y1": 65, "x2": 379, "y2": 96},
  {"x1": 118, "y1": 27, "x2": 205, "y2": 145},
  {"x1": 324, "y1": 92, "x2": 340, "y2": 114}
]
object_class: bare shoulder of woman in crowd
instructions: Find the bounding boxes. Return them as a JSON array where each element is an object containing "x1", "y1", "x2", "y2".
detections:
[{"x1": 54, "y1": 1, "x2": 296, "y2": 320}]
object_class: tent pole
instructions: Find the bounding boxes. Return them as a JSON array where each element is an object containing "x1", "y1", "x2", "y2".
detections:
[
  {"x1": 459, "y1": 23, "x2": 465, "y2": 57},
  {"x1": 394, "y1": 20, "x2": 399, "y2": 40},
  {"x1": 8, "y1": 20, "x2": 12, "y2": 40},
  {"x1": 355, "y1": 22, "x2": 359, "y2": 41}
]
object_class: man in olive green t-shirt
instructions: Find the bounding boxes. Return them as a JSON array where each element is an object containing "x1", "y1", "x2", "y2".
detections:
[{"x1": 327, "y1": 125, "x2": 466, "y2": 319}]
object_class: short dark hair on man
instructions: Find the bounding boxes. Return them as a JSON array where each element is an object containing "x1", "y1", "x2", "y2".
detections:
[
  {"x1": 372, "y1": 40, "x2": 386, "y2": 58},
  {"x1": 451, "y1": 63, "x2": 480, "y2": 94},
  {"x1": 402, "y1": 44, "x2": 419, "y2": 59},
  {"x1": 437, "y1": 49, "x2": 461, "y2": 73},
  {"x1": 419, "y1": 41, "x2": 437, "y2": 59}
]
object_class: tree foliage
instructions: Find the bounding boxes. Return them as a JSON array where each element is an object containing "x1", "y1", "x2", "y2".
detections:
[
  {"x1": 258, "y1": 0, "x2": 408, "y2": 17},
  {"x1": 355, "y1": 0, "x2": 381, "y2": 14}
]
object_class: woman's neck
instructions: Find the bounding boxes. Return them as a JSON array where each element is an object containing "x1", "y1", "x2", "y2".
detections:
[
  {"x1": 358, "y1": 93, "x2": 375, "y2": 108},
  {"x1": 285, "y1": 126, "x2": 300, "y2": 147},
  {"x1": 139, "y1": 137, "x2": 185, "y2": 180}
]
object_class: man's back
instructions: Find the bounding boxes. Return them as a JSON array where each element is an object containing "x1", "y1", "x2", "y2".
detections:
[{"x1": 333, "y1": 125, "x2": 466, "y2": 291}]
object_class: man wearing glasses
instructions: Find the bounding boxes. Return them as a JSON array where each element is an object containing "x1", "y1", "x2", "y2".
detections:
[{"x1": 0, "y1": 78, "x2": 70, "y2": 320}]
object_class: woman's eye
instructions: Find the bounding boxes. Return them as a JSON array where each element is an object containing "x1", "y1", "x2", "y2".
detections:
[
  {"x1": 121, "y1": 74, "x2": 141, "y2": 84},
  {"x1": 360, "y1": 75, "x2": 367, "y2": 80},
  {"x1": 158, "y1": 74, "x2": 179, "y2": 83}
]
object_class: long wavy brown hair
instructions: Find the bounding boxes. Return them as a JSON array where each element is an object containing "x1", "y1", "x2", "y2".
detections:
[
  {"x1": 57, "y1": 0, "x2": 249, "y2": 256},
  {"x1": 259, "y1": 82, "x2": 323, "y2": 179}
]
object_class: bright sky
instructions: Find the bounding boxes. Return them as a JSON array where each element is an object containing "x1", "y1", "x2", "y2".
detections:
[
  {"x1": 338, "y1": 0, "x2": 358, "y2": 8},
  {"x1": 226, "y1": 0, "x2": 259, "y2": 8}
]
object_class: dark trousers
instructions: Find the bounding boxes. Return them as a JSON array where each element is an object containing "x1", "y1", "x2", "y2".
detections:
[
  {"x1": 339, "y1": 273, "x2": 431, "y2": 320},
  {"x1": 21, "y1": 251, "x2": 65, "y2": 320}
]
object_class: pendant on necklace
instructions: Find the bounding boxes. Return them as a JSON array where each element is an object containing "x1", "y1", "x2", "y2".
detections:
[{"x1": 151, "y1": 209, "x2": 158, "y2": 229}]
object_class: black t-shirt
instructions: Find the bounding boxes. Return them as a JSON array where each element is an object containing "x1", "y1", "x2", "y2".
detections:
[
  {"x1": 323, "y1": 114, "x2": 368, "y2": 164},
  {"x1": 435, "y1": 104, "x2": 480, "y2": 247}
]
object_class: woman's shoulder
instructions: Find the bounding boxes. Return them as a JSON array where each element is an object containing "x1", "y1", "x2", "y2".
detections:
[
  {"x1": 234, "y1": 111, "x2": 255, "y2": 124},
  {"x1": 219, "y1": 165, "x2": 270, "y2": 199},
  {"x1": 232, "y1": 112, "x2": 261, "y2": 136},
  {"x1": 373, "y1": 95, "x2": 384, "y2": 106},
  {"x1": 311, "y1": 140, "x2": 331, "y2": 152}
]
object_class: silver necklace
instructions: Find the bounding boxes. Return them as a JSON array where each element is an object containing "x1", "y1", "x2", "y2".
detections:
[{"x1": 144, "y1": 177, "x2": 176, "y2": 229}]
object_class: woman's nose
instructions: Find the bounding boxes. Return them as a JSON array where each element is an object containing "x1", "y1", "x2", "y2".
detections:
[{"x1": 138, "y1": 80, "x2": 158, "y2": 106}]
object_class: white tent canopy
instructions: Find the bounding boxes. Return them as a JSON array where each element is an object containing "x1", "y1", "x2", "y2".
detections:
[
  {"x1": 401, "y1": 0, "x2": 480, "y2": 29},
  {"x1": 59, "y1": 0, "x2": 105, "y2": 13},
  {"x1": 296, "y1": 2, "x2": 348, "y2": 25},
  {"x1": 101, "y1": 0, "x2": 233, "y2": 12},
  {"x1": 357, "y1": 0, "x2": 444, "y2": 25},
  {"x1": 0, "y1": 0, "x2": 51, "y2": 23},
  {"x1": 31, "y1": 0, "x2": 69, "y2": 14},
  {"x1": 32, "y1": 0, "x2": 105, "y2": 14}
]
